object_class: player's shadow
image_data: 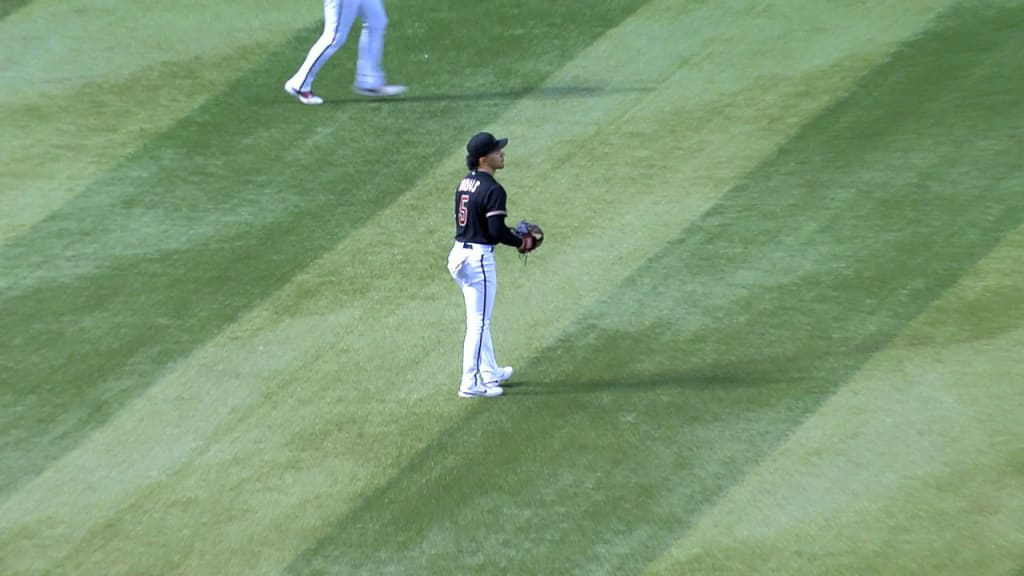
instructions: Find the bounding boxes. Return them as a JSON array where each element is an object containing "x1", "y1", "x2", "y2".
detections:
[
  {"x1": 500, "y1": 343, "x2": 873, "y2": 396},
  {"x1": 506, "y1": 369, "x2": 777, "y2": 397},
  {"x1": 335, "y1": 84, "x2": 648, "y2": 104}
]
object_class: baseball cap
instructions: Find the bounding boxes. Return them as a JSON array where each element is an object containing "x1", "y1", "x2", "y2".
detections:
[{"x1": 466, "y1": 132, "x2": 509, "y2": 158}]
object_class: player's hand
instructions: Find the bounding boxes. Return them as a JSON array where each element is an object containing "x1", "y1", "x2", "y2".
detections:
[
  {"x1": 514, "y1": 220, "x2": 543, "y2": 254},
  {"x1": 518, "y1": 234, "x2": 535, "y2": 253}
]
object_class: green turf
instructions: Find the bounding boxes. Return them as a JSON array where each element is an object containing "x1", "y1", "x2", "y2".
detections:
[
  {"x1": 0, "y1": 0, "x2": 313, "y2": 247},
  {"x1": 0, "y1": 0, "x2": 29, "y2": 21},
  {"x1": 277, "y1": 3, "x2": 1024, "y2": 574},
  {"x1": 650, "y1": 227, "x2": 1024, "y2": 573},
  {"x1": 6, "y1": 0, "x2": 919, "y2": 570},
  {"x1": 0, "y1": 0, "x2": 649, "y2": 500},
  {"x1": 1, "y1": 0, "x2": 1021, "y2": 575}
]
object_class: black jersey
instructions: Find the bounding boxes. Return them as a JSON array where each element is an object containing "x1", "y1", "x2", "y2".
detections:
[{"x1": 454, "y1": 170, "x2": 507, "y2": 244}]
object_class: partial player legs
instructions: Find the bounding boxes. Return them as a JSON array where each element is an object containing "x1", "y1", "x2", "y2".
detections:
[
  {"x1": 352, "y1": 0, "x2": 406, "y2": 96},
  {"x1": 287, "y1": 0, "x2": 361, "y2": 92},
  {"x1": 354, "y1": 3, "x2": 387, "y2": 89},
  {"x1": 461, "y1": 316, "x2": 498, "y2": 388},
  {"x1": 453, "y1": 251, "x2": 503, "y2": 391}
]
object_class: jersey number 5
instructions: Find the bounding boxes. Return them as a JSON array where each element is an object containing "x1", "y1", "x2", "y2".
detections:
[{"x1": 457, "y1": 194, "x2": 469, "y2": 226}]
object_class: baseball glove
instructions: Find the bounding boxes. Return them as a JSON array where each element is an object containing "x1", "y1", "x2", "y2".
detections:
[{"x1": 514, "y1": 220, "x2": 544, "y2": 254}]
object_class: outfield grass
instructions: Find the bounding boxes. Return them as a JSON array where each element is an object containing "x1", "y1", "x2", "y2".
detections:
[
  {"x1": 0, "y1": 0, "x2": 29, "y2": 21},
  {"x1": 1, "y1": 0, "x2": 1022, "y2": 575}
]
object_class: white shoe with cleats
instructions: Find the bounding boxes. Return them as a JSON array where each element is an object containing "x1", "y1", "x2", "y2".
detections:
[
  {"x1": 458, "y1": 384, "x2": 503, "y2": 398},
  {"x1": 352, "y1": 84, "x2": 407, "y2": 97},
  {"x1": 284, "y1": 82, "x2": 323, "y2": 105},
  {"x1": 483, "y1": 367, "x2": 513, "y2": 391}
]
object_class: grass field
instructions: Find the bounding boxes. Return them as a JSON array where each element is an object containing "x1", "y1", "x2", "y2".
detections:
[{"x1": 1, "y1": 0, "x2": 1023, "y2": 574}]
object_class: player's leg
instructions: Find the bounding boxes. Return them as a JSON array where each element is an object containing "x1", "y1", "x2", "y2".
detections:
[
  {"x1": 353, "y1": 0, "x2": 406, "y2": 96},
  {"x1": 476, "y1": 258, "x2": 505, "y2": 386},
  {"x1": 458, "y1": 254, "x2": 487, "y2": 389},
  {"x1": 354, "y1": 0, "x2": 386, "y2": 89},
  {"x1": 455, "y1": 253, "x2": 502, "y2": 397},
  {"x1": 286, "y1": 0, "x2": 360, "y2": 93}
]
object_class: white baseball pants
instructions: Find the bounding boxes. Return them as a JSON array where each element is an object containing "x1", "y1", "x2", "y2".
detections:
[
  {"x1": 448, "y1": 242, "x2": 506, "y2": 389},
  {"x1": 288, "y1": 0, "x2": 389, "y2": 92}
]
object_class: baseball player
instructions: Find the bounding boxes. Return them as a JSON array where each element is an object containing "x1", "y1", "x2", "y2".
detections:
[
  {"x1": 284, "y1": 0, "x2": 406, "y2": 105},
  {"x1": 447, "y1": 132, "x2": 537, "y2": 398}
]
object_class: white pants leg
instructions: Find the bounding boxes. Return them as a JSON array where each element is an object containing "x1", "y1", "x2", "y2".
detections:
[
  {"x1": 448, "y1": 243, "x2": 502, "y2": 389},
  {"x1": 288, "y1": 0, "x2": 364, "y2": 92},
  {"x1": 355, "y1": 0, "x2": 389, "y2": 89}
]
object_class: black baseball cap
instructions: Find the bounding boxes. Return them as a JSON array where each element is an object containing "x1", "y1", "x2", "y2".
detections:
[{"x1": 467, "y1": 132, "x2": 508, "y2": 158}]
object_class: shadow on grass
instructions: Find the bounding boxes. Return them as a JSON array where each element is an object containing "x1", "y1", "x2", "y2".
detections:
[
  {"x1": 0, "y1": 0, "x2": 31, "y2": 22},
  {"x1": 511, "y1": 318, "x2": 1022, "y2": 397},
  {"x1": 508, "y1": 370, "x2": 773, "y2": 396},
  {"x1": 326, "y1": 84, "x2": 650, "y2": 105}
]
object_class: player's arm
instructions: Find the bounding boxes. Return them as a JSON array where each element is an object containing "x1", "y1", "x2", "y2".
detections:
[
  {"x1": 487, "y1": 211, "x2": 527, "y2": 248},
  {"x1": 485, "y1": 184, "x2": 527, "y2": 249}
]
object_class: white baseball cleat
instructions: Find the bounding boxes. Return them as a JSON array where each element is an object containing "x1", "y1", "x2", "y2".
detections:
[
  {"x1": 458, "y1": 384, "x2": 503, "y2": 398},
  {"x1": 284, "y1": 82, "x2": 324, "y2": 105},
  {"x1": 483, "y1": 367, "x2": 513, "y2": 391},
  {"x1": 352, "y1": 84, "x2": 407, "y2": 97}
]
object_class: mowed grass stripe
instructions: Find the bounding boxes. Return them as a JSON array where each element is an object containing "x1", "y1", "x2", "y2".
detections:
[
  {"x1": 0, "y1": 0, "x2": 311, "y2": 247},
  {"x1": 279, "y1": 3, "x2": 1021, "y2": 575},
  {"x1": 0, "y1": 1, "x2": 653, "y2": 573},
  {"x1": 0, "y1": 0, "x2": 647, "y2": 503},
  {"x1": 0, "y1": 0, "x2": 30, "y2": 22},
  {"x1": 630, "y1": 5, "x2": 1020, "y2": 574},
  {"x1": 637, "y1": 5, "x2": 1024, "y2": 574},
  {"x1": 0, "y1": 0, "x2": 310, "y2": 104},
  {"x1": 644, "y1": 224, "x2": 1024, "y2": 576},
  {"x1": 278, "y1": 1, "x2": 968, "y2": 574},
  {"x1": 0, "y1": 1, "x2": 950, "y2": 574}
]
